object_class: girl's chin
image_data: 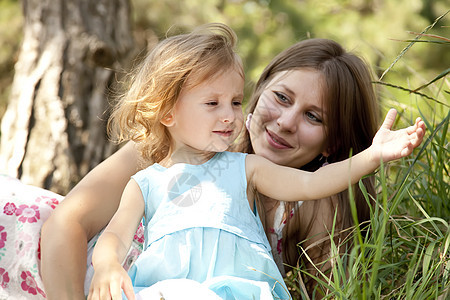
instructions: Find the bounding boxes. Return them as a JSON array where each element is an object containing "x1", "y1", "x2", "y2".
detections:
[{"x1": 210, "y1": 143, "x2": 232, "y2": 153}]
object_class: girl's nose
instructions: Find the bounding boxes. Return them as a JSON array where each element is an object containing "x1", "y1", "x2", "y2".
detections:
[{"x1": 222, "y1": 105, "x2": 236, "y2": 123}]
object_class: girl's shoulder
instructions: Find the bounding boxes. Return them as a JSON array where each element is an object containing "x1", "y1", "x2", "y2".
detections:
[
  {"x1": 131, "y1": 163, "x2": 164, "y2": 187},
  {"x1": 214, "y1": 151, "x2": 247, "y2": 169},
  {"x1": 209, "y1": 151, "x2": 245, "y2": 162},
  {"x1": 221, "y1": 150, "x2": 247, "y2": 159}
]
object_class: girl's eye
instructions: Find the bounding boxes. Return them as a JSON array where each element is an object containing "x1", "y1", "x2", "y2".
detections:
[
  {"x1": 232, "y1": 100, "x2": 242, "y2": 106},
  {"x1": 274, "y1": 91, "x2": 289, "y2": 104},
  {"x1": 306, "y1": 111, "x2": 322, "y2": 123},
  {"x1": 206, "y1": 101, "x2": 218, "y2": 106}
]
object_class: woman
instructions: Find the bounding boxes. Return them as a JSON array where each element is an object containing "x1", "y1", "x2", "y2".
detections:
[
  {"x1": 41, "y1": 38, "x2": 380, "y2": 299},
  {"x1": 237, "y1": 38, "x2": 379, "y2": 296}
]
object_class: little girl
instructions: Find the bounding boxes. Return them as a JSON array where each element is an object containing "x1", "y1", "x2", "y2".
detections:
[{"x1": 88, "y1": 23, "x2": 425, "y2": 300}]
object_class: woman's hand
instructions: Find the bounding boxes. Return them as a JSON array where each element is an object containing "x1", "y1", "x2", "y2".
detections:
[
  {"x1": 88, "y1": 262, "x2": 135, "y2": 300},
  {"x1": 370, "y1": 108, "x2": 425, "y2": 163}
]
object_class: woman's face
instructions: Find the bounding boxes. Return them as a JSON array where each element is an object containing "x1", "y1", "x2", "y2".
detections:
[{"x1": 249, "y1": 69, "x2": 329, "y2": 168}]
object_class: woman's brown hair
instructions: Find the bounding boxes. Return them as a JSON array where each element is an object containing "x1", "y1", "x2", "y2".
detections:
[{"x1": 238, "y1": 38, "x2": 380, "y2": 280}]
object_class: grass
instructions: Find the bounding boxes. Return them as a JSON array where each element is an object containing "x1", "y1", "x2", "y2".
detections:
[
  {"x1": 286, "y1": 112, "x2": 449, "y2": 300},
  {"x1": 285, "y1": 11, "x2": 450, "y2": 299}
]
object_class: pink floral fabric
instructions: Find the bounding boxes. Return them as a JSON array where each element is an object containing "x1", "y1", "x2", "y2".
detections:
[{"x1": 0, "y1": 174, "x2": 144, "y2": 299}]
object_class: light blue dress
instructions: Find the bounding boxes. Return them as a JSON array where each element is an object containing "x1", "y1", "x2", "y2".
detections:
[{"x1": 128, "y1": 151, "x2": 290, "y2": 299}]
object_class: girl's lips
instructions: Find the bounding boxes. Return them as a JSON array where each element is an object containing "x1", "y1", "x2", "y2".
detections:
[
  {"x1": 266, "y1": 129, "x2": 292, "y2": 149},
  {"x1": 213, "y1": 130, "x2": 233, "y2": 137}
]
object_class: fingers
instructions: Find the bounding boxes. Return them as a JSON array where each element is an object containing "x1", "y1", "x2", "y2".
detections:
[
  {"x1": 110, "y1": 280, "x2": 124, "y2": 300},
  {"x1": 122, "y1": 277, "x2": 136, "y2": 300},
  {"x1": 88, "y1": 286, "x2": 112, "y2": 300},
  {"x1": 88, "y1": 288, "x2": 109, "y2": 300},
  {"x1": 88, "y1": 279, "x2": 131, "y2": 300},
  {"x1": 417, "y1": 118, "x2": 426, "y2": 137},
  {"x1": 381, "y1": 108, "x2": 398, "y2": 130},
  {"x1": 401, "y1": 135, "x2": 417, "y2": 157},
  {"x1": 405, "y1": 117, "x2": 420, "y2": 133},
  {"x1": 412, "y1": 128, "x2": 425, "y2": 148},
  {"x1": 415, "y1": 117, "x2": 422, "y2": 126},
  {"x1": 408, "y1": 118, "x2": 425, "y2": 148}
]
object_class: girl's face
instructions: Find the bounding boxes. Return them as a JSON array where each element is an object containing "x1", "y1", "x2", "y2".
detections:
[
  {"x1": 249, "y1": 69, "x2": 329, "y2": 168},
  {"x1": 167, "y1": 66, "x2": 245, "y2": 156}
]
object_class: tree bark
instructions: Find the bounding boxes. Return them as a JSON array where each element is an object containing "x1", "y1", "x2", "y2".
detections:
[{"x1": 0, "y1": 0, "x2": 135, "y2": 195}]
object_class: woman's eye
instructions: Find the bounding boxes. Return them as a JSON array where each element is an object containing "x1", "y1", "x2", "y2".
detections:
[
  {"x1": 232, "y1": 100, "x2": 242, "y2": 106},
  {"x1": 274, "y1": 91, "x2": 289, "y2": 103},
  {"x1": 306, "y1": 111, "x2": 322, "y2": 123},
  {"x1": 206, "y1": 101, "x2": 218, "y2": 106}
]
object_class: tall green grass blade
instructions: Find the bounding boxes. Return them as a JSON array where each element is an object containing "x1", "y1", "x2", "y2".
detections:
[
  {"x1": 373, "y1": 81, "x2": 449, "y2": 107},
  {"x1": 369, "y1": 161, "x2": 388, "y2": 294},
  {"x1": 423, "y1": 241, "x2": 436, "y2": 279},
  {"x1": 408, "y1": 191, "x2": 444, "y2": 236},
  {"x1": 405, "y1": 31, "x2": 450, "y2": 42},
  {"x1": 398, "y1": 40, "x2": 449, "y2": 45},
  {"x1": 413, "y1": 68, "x2": 450, "y2": 92},
  {"x1": 379, "y1": 10, "x2": 449, "y2": 80},
  {"x1": 404, "y1": 240, "x2": 422, "y2": 298}
]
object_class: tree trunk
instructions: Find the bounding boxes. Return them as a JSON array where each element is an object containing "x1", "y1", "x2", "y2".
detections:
[{"x1": 0, "y1": 0, "x2": 135, "y2": 195}]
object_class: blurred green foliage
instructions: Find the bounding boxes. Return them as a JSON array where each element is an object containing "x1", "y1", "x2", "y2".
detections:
[
  {"x1": 130, "y1": 0, "x2": 449, "y2": 119},
  {"x1": 0, "y1": 0, "x2": 448, "y2": 121}
]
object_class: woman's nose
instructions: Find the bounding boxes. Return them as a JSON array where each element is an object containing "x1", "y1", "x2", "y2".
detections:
[{"x1": 276, "y1": 109, "x2": 298, "y2": 132}]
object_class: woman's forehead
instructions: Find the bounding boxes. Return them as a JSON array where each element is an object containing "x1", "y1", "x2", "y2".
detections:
[{"x1": 268, "y1": 68, "x2": 322, "y2": 85}]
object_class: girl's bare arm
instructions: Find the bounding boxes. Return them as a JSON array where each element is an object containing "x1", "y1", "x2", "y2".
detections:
[
  {"x1": 89, "y1": 179, "x2": 144, "y2": 300},
  {"x1": 248, "y1": 109, "x2": 425, "y2": 202}
]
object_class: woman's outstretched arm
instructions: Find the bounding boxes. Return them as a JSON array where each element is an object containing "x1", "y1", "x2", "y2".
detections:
[{"x1": 41, "y1": 142, "x2": 141, "y2": 300}]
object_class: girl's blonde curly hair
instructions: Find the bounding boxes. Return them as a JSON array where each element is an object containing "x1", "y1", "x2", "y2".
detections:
[{"x1": 108, "y1": 23, "x2": 243, "y2": 163}]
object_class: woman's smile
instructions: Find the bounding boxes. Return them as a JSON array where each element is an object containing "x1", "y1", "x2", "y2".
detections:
[{"x1": 265, "y1": 129, "x2": 292, "y2": 149}]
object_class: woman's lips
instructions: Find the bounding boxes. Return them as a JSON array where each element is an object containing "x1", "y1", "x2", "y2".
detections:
[{"x1": 266, "y1": 129, "x2": 292, "y2": 149}]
